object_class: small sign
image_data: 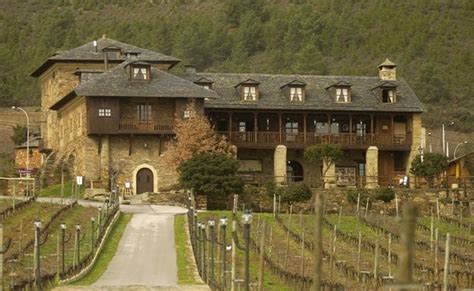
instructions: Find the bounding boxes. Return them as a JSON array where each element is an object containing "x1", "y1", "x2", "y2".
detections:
[
  {"x1": 18, "y1": 169, "x2": 32, "y2": 174},
  {"x1": 76, "y1": 176, "x2": 84, "y2": 186},
  {"x1": 125, "y1": 182, "x2": 131, "y2": 189}
]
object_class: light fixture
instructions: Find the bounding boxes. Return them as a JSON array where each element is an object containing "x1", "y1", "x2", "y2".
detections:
[
  {"x1": 220, "y1": 217, "x2": 228, "y2": 226},
  {"x1": 242, "y1": 211, "x2": 252, "y2": 225},
  {"x1": 208, "y1": 219, "x2": 215, "y2": 227}
]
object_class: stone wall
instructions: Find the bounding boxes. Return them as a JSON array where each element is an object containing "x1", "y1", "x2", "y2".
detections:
[{"x1": 15, "y1": 148, "x2": 43, "y2": 170}]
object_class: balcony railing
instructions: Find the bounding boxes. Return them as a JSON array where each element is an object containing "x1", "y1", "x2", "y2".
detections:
[
  {"x1": 118, "y1": 120, "x2": 174, "y2": 134},
  {"x1": 220, "y1": 131, "x2": 412, "y2": 148}
]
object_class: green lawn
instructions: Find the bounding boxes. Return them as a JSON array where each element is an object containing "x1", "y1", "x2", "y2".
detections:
[
  {"x1": 72, "y1": 212, "x2": 132, "y2": 285},
  {"x1": 175, "y1": 214, "x2": 203, "y2": 285},
  {"x1": 38, "y1": 181, "x2": 85, "y2": 198}
]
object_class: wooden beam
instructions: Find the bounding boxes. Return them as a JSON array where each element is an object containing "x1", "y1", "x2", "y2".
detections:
[{"x1": 303, "y1": 113, "x2": 307, "y2": 145}]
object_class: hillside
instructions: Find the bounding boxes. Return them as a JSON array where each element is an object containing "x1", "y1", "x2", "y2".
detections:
[{"x1": 0, "y1": 0, "x2": 473, "y2": 131}]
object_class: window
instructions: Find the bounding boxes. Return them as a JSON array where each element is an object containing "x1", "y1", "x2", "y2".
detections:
[
  {"x1": 201, "y1": 84, "x2": 211, "y2": 90},
  {"x1": 98, "y1": 108, "x2": 111, "y2": 117},
  {"x1": 382, "y1": 88, "x2": 395, "y2": 103},
  {"x1": 137, "y1": 104, "x2": 152, "y2": 122},
  {"x1": 290, "y1": 87, "x2": 303, "y2": 101},
  {"x1": 183, "y1": 110, "x2": 190, "y2": 119},
  {"x1": 243, "y1": 86, "x2": 257, "y2": 101},
  {"x1": 336, "y1": 88, "x2": 349, "y2": 103},
  {"x1": 285, "y1": 121, "x2": 299, "y2": 142},
  {"x1": 239, "y1": 121, "x2": 247, "y2": 132},
  {"x1": 132, "y1": 66, "x2": 149, "y2": 81}
]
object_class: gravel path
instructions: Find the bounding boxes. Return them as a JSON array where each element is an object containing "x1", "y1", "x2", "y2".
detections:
[{"x1": 93, "y1": 205, "x2": 187, "y2": 287}]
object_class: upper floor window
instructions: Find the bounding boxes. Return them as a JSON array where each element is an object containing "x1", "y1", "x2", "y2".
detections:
[
  {"x1": 137, "y1": 104, "x2": 152, "y2": 122},
  {"x1": 132, "y1": 66, "x2": 149, "y2": 81},
  {"x1": 236, "y1": 79, "x2": 260, "y2": 101},
  {"x1": 243, "y1": 86, "x2": 258, "y2": 101},
  {"x1": 98, "y1": 108, "x2": 111, "y2": 117},
  {"x1": 290, "y1": 87, "x2": 304, "y2": 102},
  {"x1": 336, "y1": 88, "x2": 350, "y2": 103},
  {"x1": 183, "y1": 110, "x2": 190, "y2": 119},
  {"x1": 382, "y1": 88, "x2": 396, "y2": 103}
]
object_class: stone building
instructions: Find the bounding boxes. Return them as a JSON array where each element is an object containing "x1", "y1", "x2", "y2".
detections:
[
  {"x1": 15, "y1": 136, "x2": 43, "y2": 172},
  {"x1": 32, "y1": 37, "x2": 424, "y2": 194}
]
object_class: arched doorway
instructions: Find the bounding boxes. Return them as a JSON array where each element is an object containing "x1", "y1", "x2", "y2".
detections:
[
  {"x1": 136, "y1": 168, "x2": 154, "y2": 194},
  {"x1": 287, "y1": 160, "x2": 303, "y2": 183}
]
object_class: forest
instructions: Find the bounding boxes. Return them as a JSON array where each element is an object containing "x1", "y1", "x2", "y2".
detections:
[{"x1": 0, "y1": 0, "x2": 473, "y2": 131}]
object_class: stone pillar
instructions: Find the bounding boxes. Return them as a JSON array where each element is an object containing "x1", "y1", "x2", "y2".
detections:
[
  {"x1": 230, "y1": 145, "x2": 238, "y2": 158},
  {"x1": 100, "y1": 135, "x2": 110, "y2": 187},
  {"x1": 366, "y1": 146, "x2": 379, "y2": 189},
  {"x1": 274, "y1": 145, "x2": 287, "y2": 184},
  {"x1": 406, "y1": 113, "x2": 422, "y2": 188},
  {"x1": 323, "y1": 161, "x2": 336, "y2": 189}
]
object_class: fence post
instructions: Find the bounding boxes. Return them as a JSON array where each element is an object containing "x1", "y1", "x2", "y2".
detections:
[
  {"x1": 208, "y1": 219, "x2": 215, "y2": 285},
  {"x1": 98, "y1": 206, "x2": 103, "y2": 237},
  {"x1": 301, "y1": 231, "x2": 305, "y2": 277},
  {"x1": 357, "y1": 231, "x2": 362, "y2": 273},
  {"x1": 74, "y1": 224, "x2": 81, "y2": 268},
  {"x1": 242, "y1": 211, "x2": 252, "y2": 291},
  {"x1": 220, "y1": 217, "x2": 228, "y2": 290},
  {"x1": 257, "y1": 221, "x2": 266, "y2": 291},
  {"x1": 33, "y1": 220, "x2": 42, "y2": 288},
  {"x1": 231, "y1": 220, "x2": 237, "y2": 291},
  {"x1": 398, "y1": 202, "x2": 417, "y2": 284},
  {"x1": 443, "y1": 233, "x2": 451, "y2": 291},
  {"x1": 312, "y1": 192, "x2": 323, "y2": 291},
  {"x1": 196, "y1": 222, "x2": 202, "y2": 276},
  {"x1": 91, "y1": 218, "x2": 95, "y2": 255},
  {"x1": 60, "y1": 223, "x2": 66, "y2": 274},
  {"x1": 374, "y1": 233, "x2": 379, "y2": 280},
  {"x1": 201, "y1": 224, "x2": 207, "y2": 283},
  {"x1": 435, "y1": 228, "x2": 439, "y2": 281}
]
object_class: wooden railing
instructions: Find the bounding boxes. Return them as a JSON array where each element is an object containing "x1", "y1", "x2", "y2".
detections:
[
  {"x1": 221, "y1": 131, "x2": 412, "y2": 148},
  {"x1": 118, "y1": 120, "x2": 174, "y2": 134}
]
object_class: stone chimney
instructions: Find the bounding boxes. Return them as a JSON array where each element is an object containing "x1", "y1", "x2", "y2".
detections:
[
  {"x1": 185, "y1": 65, "x2": 197, "y2": 74},
  {"x1": 378, "y1": 58, "x2": 396, "y2": 80}
]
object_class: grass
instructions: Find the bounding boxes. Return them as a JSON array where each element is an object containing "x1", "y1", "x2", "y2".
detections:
[
  {"x1": 72, "y1": 212, "x2": 132, "y2": 286},
  {"x1": 175, "y1": 214, "x2": 202, "y2": 285},
  {"x1": 38, "y1": 181, "x2": 85, "y2": 198}
]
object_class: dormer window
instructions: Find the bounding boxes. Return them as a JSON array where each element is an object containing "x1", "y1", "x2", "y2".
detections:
[
  {"x1": 373, "y1": 81, "x2": 398, "y2": 103},
  {"x1": 382, "y1": 88, "x2": 396, "y2": 103},
  {"x1": 281, "y1": 80, "x2": 306, "y2": 102},
  {"x1": 236, "y1": 79, "x2": 260, "y2": 101},
  {"x1": 326, "y1": 81, "x2": 352, "y2": 103},
  {"x1": 243, "y1": 86, "x2": 258, "y2": 101},
  {"x1": 133, "y1": 67, "x2": 148, "y2": 81},
  {"x1": 336, "y1": 88, "x2": 350, "y2": 103},
  {"x1": 194, "y1": 77, "x2": 214, "y2": 90},
  {"x1": 290, "y1": 87, "x2": 304, "y2": 102}
]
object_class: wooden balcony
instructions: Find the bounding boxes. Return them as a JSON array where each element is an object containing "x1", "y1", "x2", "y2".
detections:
[
  {"x1": 118, "y1": 120, "x2": 174, "y2": 134},
  {"x1": 220, "y1": 131, "x2": 412, "y2": 150}
]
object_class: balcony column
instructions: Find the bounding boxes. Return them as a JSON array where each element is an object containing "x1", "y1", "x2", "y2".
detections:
[
  {"x1": 278, "y1": 112, "x2": 282, "y2": 144},
  {"x1": 366, "y1": 146, "x2": 379, "y2": 189},
  {"x1": 254, "y1": 112, "x2": 258, "y2": 143},
  {"x1": 370, "y1": 114, "x2": 374, "y2": 145},
  {"x1": 349, "y1": 114, "x2": 353, "y2": 144},
  {"x1": 391, "y1": 114, "x2": 394, "y2": 144},
  {"x1": 303, "y1": 113, "x2": 307, "y2": 144},
  {"x1": 229, "y1": 112, "x2": 233, "y2": 141},
  {"x1": 274, "y1": 145, "x2": 287, "y2": 184}
]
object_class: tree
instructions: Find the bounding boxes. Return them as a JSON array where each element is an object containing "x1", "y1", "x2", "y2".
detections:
[
  {"x1": 179, "y1": 153, "x2": 244, "y2": 209},
  {"x1": 164, "y1": 100, "x2": 234, "y2": 171},
  {"x1": 410, "y1": 153, "x2": 448, "y2": 187},
  {"x1": 304, "y1": 144, "x2": 343, "y2": 177},
  {"x1": 10, "y1": 124, "x2": 27, "y2": 145}
]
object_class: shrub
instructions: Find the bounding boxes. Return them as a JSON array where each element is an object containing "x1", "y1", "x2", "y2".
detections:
[
  {"x1": 346, "y1": 188, "x2": 371, "y2": 205},
  {"x1": 280, "y1": 182, "x2": 312, "y2": 204},
  {"x1": 374, "y1": 187, "x2": 395, "y2": 203}
]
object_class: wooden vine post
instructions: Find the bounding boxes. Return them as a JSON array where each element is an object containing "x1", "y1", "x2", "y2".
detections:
[
  {"x1": 398, "y1": 202, "x2": 417, "y2": 284},
  {"x1": 443, "y1": 233, "x2": 451, "y2": 291},
  {"x1": 434, "y1": 228, "x2": 439, "y2": 280},
  {"x1": 257, "y1": 221, "x2": 266, "y2": 291},
  {"x1": 311, "y1": 192, "x2": 323, "y2": 291}
]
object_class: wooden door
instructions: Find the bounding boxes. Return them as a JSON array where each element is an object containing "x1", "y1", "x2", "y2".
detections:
[{"x1": 136, "y1": 168, "x2": 153, "y2": 194}]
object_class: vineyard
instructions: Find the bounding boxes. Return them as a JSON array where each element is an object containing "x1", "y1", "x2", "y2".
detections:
[
  {"x1": 0, "y1": 198, "x2": 119, "y2": 290},
  {"x1": 189, "y1": 201, "x2": 473, "y2": 290}
]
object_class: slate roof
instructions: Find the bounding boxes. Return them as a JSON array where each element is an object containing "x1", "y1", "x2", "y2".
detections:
[
  {"x1": 16, "y1": 136, "x2": 41, "y2": 149},
  {"x1": 50, "y1": 62, "x2": 219, "y2": 110},
  {"x1": 184, "y1": 73, "x2": 425, "y2": 113},
  {"x1": 31, "y1": 38, "x2": 181, "y2": 77}
]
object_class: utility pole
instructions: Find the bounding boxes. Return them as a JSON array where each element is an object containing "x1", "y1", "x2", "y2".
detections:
[
  {"x1": 74, "y1": 224, "x2": 81, "y2": 268},
  {"x1": 231, "y1": 220, "x2": 237, "y2": 291},
  {"x1": 242, "y1": 211, "x2": 252, "y2": 291},
  {"x1": 34, "y1": 220, "x2": 42, "y2": 288}
]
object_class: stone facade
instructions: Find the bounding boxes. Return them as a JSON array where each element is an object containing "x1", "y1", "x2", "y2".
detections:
[{"x1": 15, "y1": 148, "x2": 43, "y2": 170}]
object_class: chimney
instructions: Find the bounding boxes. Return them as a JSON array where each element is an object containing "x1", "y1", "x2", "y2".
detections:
[
  {"x1": 185, "y1": 65, "x2": 197, "y2": 74},
  {"x1": 378, "y1": 58, "x2": 396, "y2": 80}
]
